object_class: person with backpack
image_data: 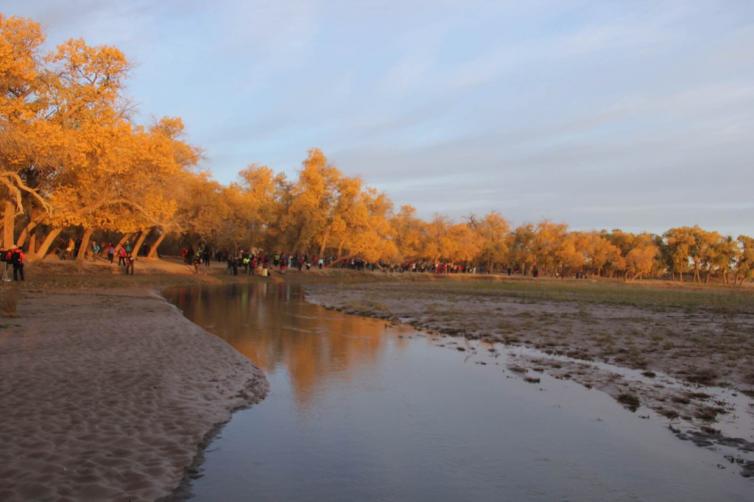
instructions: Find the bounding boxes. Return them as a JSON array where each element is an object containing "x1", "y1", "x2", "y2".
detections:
[{"x1": 11, "y1": 246, "x2": 25, "y2": 281}]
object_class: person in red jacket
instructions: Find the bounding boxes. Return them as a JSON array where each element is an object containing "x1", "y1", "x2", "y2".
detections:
[{"x1": 11, "y1": 246, "x2": 25, "y2": 281}]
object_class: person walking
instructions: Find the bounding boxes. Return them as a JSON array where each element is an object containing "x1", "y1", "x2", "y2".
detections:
[
  {"x1": 118, "y1": 245, "x2": 127, "y2": 267},
  {"x1": 125, "y1": 253, "x2": 135, "y2": 275},
  {"x1": 242, "y1": 253, "x2": 251, "y2": 275},
  {"x1": 65, "y1": 239, "x2": 75, "y2": 260},
  {"x1": 11, "y1": 246, "x2": 25, "y2": 281},
  {"x1": 106, "y1": 243, "x2": 115, "y2": 263},
  {"x1": 193, "y1": 248, "x2": 202, "y2": 273},
  {"x1": 91, "y1": 240, "x2": 101, "y2": 260}
]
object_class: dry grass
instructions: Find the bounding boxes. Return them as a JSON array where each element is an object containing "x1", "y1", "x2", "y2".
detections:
[{"x1": 346, "y1": 276, "x2": 754, "y2": 314}]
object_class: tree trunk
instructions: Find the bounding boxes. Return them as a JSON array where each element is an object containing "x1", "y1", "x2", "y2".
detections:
[
  {"x1": 319, "y1": 227, "x2": 330, "y2": 257},
  {"x1": 29, "y1": 232, "x2": 37, "y2": 255},
  {"x1": 16, "y1": 220, "x2": 37, "y2": 247},
  {"x1": 116, "y1": 233, "x2": 131, "y2": 248},
  {"x1": 147, "y1": 232, "x2": 166, "y2": 258},
  {"x1": 3, "y1": 201, "x2": 15, "y2": 248},
  {"x1": 132, "y1": 229, "x2": 149, "y2": 257},
  {"x1": 35, "y1": 227, "x2": 62, "y2": 259},
  {"x1": 336, "y1": 240, "x2": 344, "y2": 259},
  {"x1": 76, "y1": 228, "x2": 94, "y2": 260}
]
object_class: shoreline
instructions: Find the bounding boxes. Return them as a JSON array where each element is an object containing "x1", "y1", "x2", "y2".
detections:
[
  {"x1": 0, "y1": 283, "x2": 268, "y2": 501},
  {"x1": 304, "y1": 281, "x2": 754, "y2": 477},
  {"x1": 2, "y1": 257, "x2": 753, "y2": 498}
]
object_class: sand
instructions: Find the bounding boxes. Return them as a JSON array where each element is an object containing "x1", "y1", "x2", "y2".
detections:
[{"x1": 0, "y1": 287, "x2": 268, "y2": 501}]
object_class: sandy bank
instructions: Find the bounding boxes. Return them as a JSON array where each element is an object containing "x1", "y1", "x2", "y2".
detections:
[{"x1": 0, "y1": 288, "x2": 268, "y2": 501}]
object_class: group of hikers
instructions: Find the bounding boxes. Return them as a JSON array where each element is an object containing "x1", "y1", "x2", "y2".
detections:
[
  {"x1": 106, "y1": 242, "x2": 136, "y2": 275},
  {"x1": 341, "y1": 260, "x2": 479, "y2": 274},
  {"x1": 1, "y1": 245, "x2": 26, "y2": 281},
  {"x1": 180, "y1": 246, "x2": 212, "y2": 272},
  {"x1": 179, "y1": 246, "x2": 329, "y2": 276},
  {"x1": 225, "y1": 251, "x2": 327, "y2": 276},
  {"x1": 63, "y1": 240, "x2": 136, "y2": 274}
]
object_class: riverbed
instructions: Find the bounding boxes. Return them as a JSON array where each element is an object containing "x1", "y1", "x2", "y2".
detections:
[{"x1": 165, "y1": 282, "x2": 753, "y2": 501}]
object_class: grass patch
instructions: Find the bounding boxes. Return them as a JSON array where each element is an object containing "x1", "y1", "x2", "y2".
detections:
[
  {"x1": 617, "y1": 393, "x2": 641, "y2": 412},
  {"x1": 354, "y1": 278, "x2": 754, "y2": 314}
]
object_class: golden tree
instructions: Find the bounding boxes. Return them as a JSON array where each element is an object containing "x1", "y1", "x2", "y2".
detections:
[
  {"x1": 469, "y1": 211, "x2": 510, "y2": 272},
  {"x1": 0, "y1": 15, "x2": 54, "y2": 247}
]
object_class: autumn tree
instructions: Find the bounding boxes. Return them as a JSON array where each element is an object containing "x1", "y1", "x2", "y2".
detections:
[
  {"x1": 283, "y1": 148, "x2": 340, "y2": 255},
  {"x1": 625, "y1": 243, "x2": 658, "y2": 279},
  {"x1": 509, "y1": 224, "x2": 537, "y2": 275},
  {"x1": 0, "y1": 14, "x2": 53, "y2": 247},
  {"x1": 235, "y1": 164, "x2": 281, "y2": 248},
  {"x1": 391, "y1": 205, "x2": 425, "y2": 262},
  {"x1": 469, "y1": 211, "x2": 510, "y2": 272}
]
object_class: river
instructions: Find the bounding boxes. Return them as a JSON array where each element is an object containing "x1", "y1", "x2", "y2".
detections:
[{"x1": 165, "y1": 282, "x2": 752, "y2": 501}]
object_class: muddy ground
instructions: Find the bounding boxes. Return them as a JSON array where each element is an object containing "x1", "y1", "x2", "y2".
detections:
[{"x1": 306, "y1": 277, "x2": 754, "y2": 476}]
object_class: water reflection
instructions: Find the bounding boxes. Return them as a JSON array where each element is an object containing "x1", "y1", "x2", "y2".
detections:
[
  {"x1": 166, "y1": 283, "x2": 754, "y2": 502},
  {"x1": 168, "y1": 283, "x2": 407, "y2": 409}
]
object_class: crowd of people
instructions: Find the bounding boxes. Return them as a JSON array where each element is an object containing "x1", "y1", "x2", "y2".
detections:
[
  {"x1": 180, "y1": 246, "x2": 329, "y2": 276},
  {"x1": 177, "y1": 244, "x2": 505, "y2": 278},
  {"x1": 0, "y1": 237, "x2": 587, "y2": 283}
]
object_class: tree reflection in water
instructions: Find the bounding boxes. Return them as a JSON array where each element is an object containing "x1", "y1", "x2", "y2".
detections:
[{"x1": 167, "y1": 282, "x2": 408, "y2": 409}]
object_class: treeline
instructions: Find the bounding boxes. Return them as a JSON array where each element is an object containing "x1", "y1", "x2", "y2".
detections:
[{"x1": 1, "y1": 15, "x2": 753, "y2": 284}]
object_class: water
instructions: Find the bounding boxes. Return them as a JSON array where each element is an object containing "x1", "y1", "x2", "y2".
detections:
[{"x1": 165, "y1": 283, "x2": 752, "y2": 501}]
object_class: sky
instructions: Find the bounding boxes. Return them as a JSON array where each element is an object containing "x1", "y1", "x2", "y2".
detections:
[{"x1": 4, "y1": 0, "x2": 754, "y2": 235}]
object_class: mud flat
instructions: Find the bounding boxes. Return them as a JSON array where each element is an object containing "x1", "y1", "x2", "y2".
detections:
[
  {"x1": 0, "y1": 287, "x2": 268, "y2": 501},
  {"x1": 306, "y1": 278, "x2": 754, "y2": 476}
]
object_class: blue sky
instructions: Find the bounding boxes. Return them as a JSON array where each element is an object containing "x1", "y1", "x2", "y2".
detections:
[{"x1": 5, "y1": 0, "x2": 754, "y2": 234}]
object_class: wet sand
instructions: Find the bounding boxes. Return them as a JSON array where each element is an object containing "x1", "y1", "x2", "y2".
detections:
[{"x1": 0, "y1": 287, "x2": 268, "y2": 501}]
